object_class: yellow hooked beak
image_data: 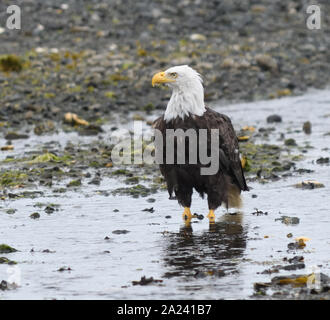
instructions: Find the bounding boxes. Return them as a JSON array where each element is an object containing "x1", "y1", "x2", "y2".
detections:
[{"x1": 152, "y1": 71, "x2": 175, "y2": 87}]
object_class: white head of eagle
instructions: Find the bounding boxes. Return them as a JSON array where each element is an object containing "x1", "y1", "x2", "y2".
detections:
[{"x1": 152, "y1": 65, "x2": 206, "y2": 122}]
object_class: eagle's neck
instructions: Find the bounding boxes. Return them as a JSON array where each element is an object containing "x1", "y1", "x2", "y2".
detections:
[{"x1": 164, "y1": 85, "x2": 206, "y2": 122}]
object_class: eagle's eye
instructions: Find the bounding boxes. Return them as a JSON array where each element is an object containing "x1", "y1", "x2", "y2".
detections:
[{"x1": 169, "y1": 72, "x2": 178, "y2": 78}]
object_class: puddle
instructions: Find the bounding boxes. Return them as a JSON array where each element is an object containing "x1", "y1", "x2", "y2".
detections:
[{"x1": 1, "y1": 89, "x2": 330, "y2": 299}]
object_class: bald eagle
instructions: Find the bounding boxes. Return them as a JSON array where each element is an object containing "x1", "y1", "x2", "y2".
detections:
[{"x1": 152, "y1": 65, "x2": 248, "y2": 223}]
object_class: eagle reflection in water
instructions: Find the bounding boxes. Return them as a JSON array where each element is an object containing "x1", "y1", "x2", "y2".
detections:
[{"x1": 162, "y1": 213, "x2": 247, "y2": 279}]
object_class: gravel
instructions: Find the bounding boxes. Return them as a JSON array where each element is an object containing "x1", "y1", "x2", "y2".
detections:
[{"x1": 0, "y1": 0, "x2": 329, "y2": 128}]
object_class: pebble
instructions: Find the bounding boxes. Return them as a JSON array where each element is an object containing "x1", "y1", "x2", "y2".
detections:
[
  {"x1": 303, "y1": 121, "x2": 312, "y2": 134},
  {"x1": 267, "y1": 114, "x2": 282, "y2": 123},
  {"x1": 256, "y1": 54, "x2": 278, "y2": 72}
]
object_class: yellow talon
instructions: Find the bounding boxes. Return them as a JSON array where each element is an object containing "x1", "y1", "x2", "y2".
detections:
[
  {"x1": 207, "y1": 209, "x2": 216, "y2": 223},
  {"x1": 182, "y1": 207, "x2": 193, "y2": 221}
]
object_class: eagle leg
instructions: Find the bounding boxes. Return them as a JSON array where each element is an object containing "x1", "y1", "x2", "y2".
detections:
[
  {"x1": 207, "y1": 209, "x2": 216, "y2": 224},
  {"x1": 182, "y1": 207, "x2": 193, "y2": 222}
]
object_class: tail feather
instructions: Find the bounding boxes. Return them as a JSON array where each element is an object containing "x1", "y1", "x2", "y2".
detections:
[
  {"x1": 226, "y1": 177, "x2": 243, "y2": 209},
  {"x1": 228, "y1": 186, "x2": 242, "y2": 209}
]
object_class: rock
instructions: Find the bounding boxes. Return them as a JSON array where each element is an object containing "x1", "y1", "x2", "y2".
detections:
[
  {"x1": 256, "y1": 54, "x2": 278, "y2": 72},
  {"x1": 189, "y1": 33, "x2": 206, "y2": 41},
  {"x1": 193, "y1": 213, "x2": 204, "y2": 220},
  {"x1": 42, "y1": 249, "x2": 55, "y2": 253},
  {"x1": 267, "y1": 115, "x2": 282, "y2": 123},
  {"x1": 112, "y1": 230, "x2": 130, "y2": 235},
  {"x1": 78, "y1": 125, "x2": 103, "y2": 136},
  {"x1": 132, "y1": 276, "x2": 163, "y2": 286},
  {"x1": 34, "y1": 121, "x2": 55, "y2": 135},
  {"x1": 221, "y1": 58, "x2": 236, "y2": 68},
  {"x1": 294, "y1": 180, "x2": 325, "y2": 189},
  {"x1": 57, "y1": 266, "x2": 72, "y2": 272},
  {"x1": 316, "y1": 157, "x2": 329, "y2": 164},
  {"x1": 30, "y1": 212, "x2": 40, "y2": 219},
  {"x1": 300, "y1": 44, "x2": 316, "y2": 52},
  {"x1": 287, "y1": 241, "x2": 305, "y2": 250},
  {"x1": 0, "y1": 280, "x2": 8, "y2": 291},
  {"x1": 275, "y1": 216, "x2": 300, "y2": 225},
  {"x1": 151, "y1": 8, "x2": 162, "y2": 19},
  {"x1": 5, "y1": 133, "x2": 29, "y2": 140},
  {"x1": 44, "y1": 206, "x2": 55, "y2": 214},
  {"x1": 288, "y1": 256, "x2": 304, "y2": 264},
  {"x1": 88, "y1": 177, "x2": 101, "y2": 185},
  {"x1": 251, "y1": 209, "x2": 268, "y2": 216},
  {"x1": 303, "y1": 121, "x2": 312, "y2": 134},
  {"x1": 254, "y1": 281, "x2": 271, "y2": 292},
  {"x1": 284, "y1": 138, "x2": 297, "y2": 146},
  {"x1": 251, "y1": 5, "x2": 266, "y2": 13}
]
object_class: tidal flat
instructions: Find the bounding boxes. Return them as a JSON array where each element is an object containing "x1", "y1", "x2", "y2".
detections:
[{"x1": 1, "y1": 90, "x2": 329, "y2": 300}]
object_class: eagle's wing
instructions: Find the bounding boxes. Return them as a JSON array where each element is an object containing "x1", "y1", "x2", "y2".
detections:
[
  {"x1": 153, "y1": 110, "x2": 249, "y2": 192},
  {"x1": 152, "y1": 116, "x2": 165, "y2": 131},
  {"x1": 203, "y1": 108, "x2": 249, "y2": 191}
]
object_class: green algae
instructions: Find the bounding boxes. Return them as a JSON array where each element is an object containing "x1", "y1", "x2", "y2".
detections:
[
  {"x1": 0, "y1": 171, "x2": 28, "y2": 187},
  {"x1": 0, "y1": 244, "x2": 17, "y2": 254},
  {"x1": 239, "y1": 142, "x2": 301, "y2": 181},
  {"x1": 67, "y1": 179, "x2": 82, "y2": 187},
  {"x1": 112, "y1": 184, "x2": 157, "y2": 198},
  {"x1": 28, "y1": 152, "x2": 71, "y2": 164},
  {"x1": 0, "y1": 257, "x2": 17, "y2": 265},
  {"x1": 113, "y1": 169, "x2": 131, "y2": 176}
]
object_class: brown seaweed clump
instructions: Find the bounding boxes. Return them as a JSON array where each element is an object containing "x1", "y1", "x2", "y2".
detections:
[{"x1": 0, "y1": 55, "x2": 24, "y2": 73}]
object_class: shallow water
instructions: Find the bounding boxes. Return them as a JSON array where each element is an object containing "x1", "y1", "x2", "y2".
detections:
[{"x1": 1, "y1": 89, "x2": 330, "y2": 300}]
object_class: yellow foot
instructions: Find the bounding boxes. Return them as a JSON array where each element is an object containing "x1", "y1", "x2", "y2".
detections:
[
  {"x1": 182, "y1": 207, "x2": 193, "y2": 221},
  {"x1": 207, "y1": 209, "x2": 216, "y2": 223},
  {"x1": 184, "y1": 218, "x2": 192, "y2": 227}
]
